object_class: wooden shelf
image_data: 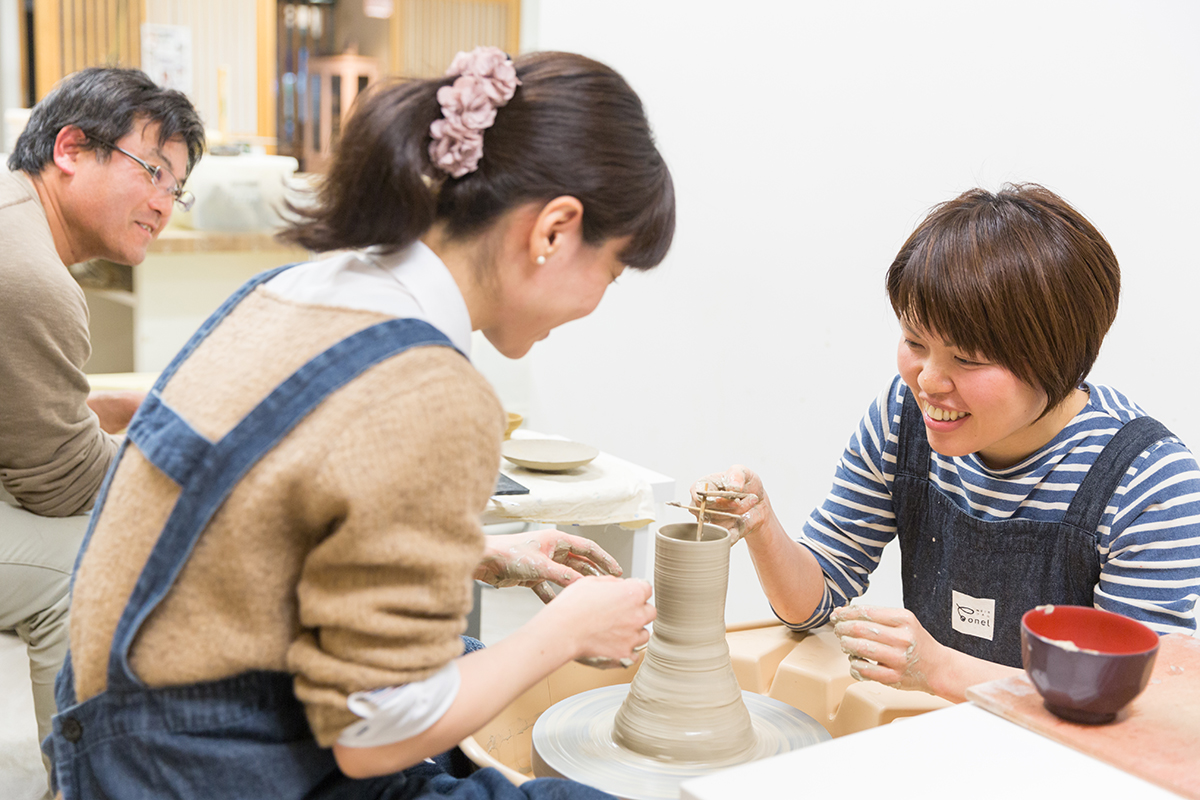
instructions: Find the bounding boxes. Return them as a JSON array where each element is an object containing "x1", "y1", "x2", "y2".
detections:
[{"x1": 150, "y1": 227, "x2": 309, "y2": 255}]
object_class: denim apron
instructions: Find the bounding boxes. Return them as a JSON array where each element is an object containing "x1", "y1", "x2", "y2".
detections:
[
  {"x1": 893, "y1": 391, "x2": 1171, "y2": 667},
  {"x1": 46, "y1": 266, "x2": 612, "y2": 800}
]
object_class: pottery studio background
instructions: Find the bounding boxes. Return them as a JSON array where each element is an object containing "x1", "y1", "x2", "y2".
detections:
[{"x1": 479, "y1": 0, "x2": 1200, "y2": 625}]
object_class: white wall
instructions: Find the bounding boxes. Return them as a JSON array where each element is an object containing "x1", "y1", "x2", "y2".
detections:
[{"x1": 509, "y1": 0, "x2": 1200, "y2": 623}]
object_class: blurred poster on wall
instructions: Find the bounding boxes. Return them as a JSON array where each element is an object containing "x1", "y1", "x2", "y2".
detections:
[
  {"x1": 364, "y1": 0, "x2": 395, "y2": 18},
  {"x1": 141, "y1": 23, "x2": 193, "y2": 95}
]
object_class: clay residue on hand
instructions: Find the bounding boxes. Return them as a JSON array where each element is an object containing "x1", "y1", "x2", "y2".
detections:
[
  {"x1": 551, "y1": 538, "x2": 602, "y2": 576},
  {"x1": 477, "y1": 546, "x2": 544, "y2": 586},
  {"x1": 831, "y1": 606, "x2": 874, "y2": 624}
]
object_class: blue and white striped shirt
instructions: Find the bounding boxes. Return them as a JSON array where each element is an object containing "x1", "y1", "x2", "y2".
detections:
[{"x1": 792, "y1": 376, "x2": 1200, "y2": 636}]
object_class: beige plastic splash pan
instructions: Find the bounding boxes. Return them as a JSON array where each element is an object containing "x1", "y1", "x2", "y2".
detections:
[{"x1": 459, "y1": 621, "x2": 951, "y2": 784}]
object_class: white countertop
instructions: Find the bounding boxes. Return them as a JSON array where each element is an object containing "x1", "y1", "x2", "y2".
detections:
[
  {"x1": 485, "y1": 431, "x2": 673, "y2": 528},
  {"x1": 679, "y1": 702, "x2": 1181, "y2": 799}
]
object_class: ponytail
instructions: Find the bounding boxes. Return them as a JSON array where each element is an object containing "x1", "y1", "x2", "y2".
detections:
[
  {"x1": 279, "y1": 78, "x2": 448, "y2": 253},
  {"x1": 279, "y1": 52, "x2": 674, "y2": 269}
]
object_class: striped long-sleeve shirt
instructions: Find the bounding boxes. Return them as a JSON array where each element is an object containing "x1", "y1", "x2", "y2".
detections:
[{"x1": 790, "y1": 375, "x2": 1200, "y2": 636}]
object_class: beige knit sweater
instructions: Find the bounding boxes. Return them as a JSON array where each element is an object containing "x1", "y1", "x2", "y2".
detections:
[
  {"x1": 68, "y1": 287, "x2": 505, "y2": 746},
  {"x1": 0, "y1": 167, "x2": 119, "y2": 515}
]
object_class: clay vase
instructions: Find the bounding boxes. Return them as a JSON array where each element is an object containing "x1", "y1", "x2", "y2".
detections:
[{"x1": 612, "y1": 522, "x2": 757, "y2": 762}]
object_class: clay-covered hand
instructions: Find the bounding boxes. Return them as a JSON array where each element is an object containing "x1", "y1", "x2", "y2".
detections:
[
  {"x1": 688, "y1": 465, "x2": 771, "y2": 545},
  {"x1": 86, "y1": 390, "x2": 146, "y2": 434},
  {"x1": 542, "y1": 575, "x2": 655, "y2": 669},
  {"x1": 474, "y1": 529, "x2": 623, "y2": 603},
  {"x1": 830, "y1": 605, "x2": 949, "y2": 695}
]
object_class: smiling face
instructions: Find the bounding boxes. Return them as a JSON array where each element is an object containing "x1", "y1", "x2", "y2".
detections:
[
  {"x1": 896, "y1": 321, "x2": 1082, "y2": 468},
  {"x1": 481, "y1": 235, "x2": 629, "y2": 359},
  {"x1": 64, "y1": 120, "x2": 187, "y2": 266}
]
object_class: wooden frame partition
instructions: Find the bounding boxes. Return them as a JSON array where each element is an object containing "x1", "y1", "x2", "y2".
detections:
[
  {"x1": 256, "y1": 0, "x2": 277, "y2": 148},
  {"x1": 32, "y1": 0, "x2": 143, "y2": 100},
  {"x1": 18, "y1": 0, "x2": 30, "y2": 106},
  {"x1": 389, "y1": 0, "x2": 520, "y2": 79}
]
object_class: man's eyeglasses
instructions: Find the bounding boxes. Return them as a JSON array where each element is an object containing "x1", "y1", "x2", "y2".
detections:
[{"x1": 91, "y1": 138, "x2": 195, "y2": 211}]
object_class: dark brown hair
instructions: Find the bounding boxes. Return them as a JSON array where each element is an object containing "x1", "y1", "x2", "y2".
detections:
[
  {"x1": 886, "y1": 183, "x2": 1120, "y2": 411},
  {"x1": 280, "y1": 51, "x2": 674, "y2": 269},
  {"x1": 8, "y1": 67, "x2": 205, "y2": 177}
]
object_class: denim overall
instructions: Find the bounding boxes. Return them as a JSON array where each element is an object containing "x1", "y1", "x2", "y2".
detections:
[
  {"x1": 46, "y1": 266, "x2": 612, "y2": 800},
  {"x1": 893, "y1": 391, "x2": 1171, "y2": 667}
]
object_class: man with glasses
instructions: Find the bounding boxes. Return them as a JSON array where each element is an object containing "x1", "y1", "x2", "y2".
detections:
[{"x1": 1, "y1": 67, "x2": 204, "y2": 781}]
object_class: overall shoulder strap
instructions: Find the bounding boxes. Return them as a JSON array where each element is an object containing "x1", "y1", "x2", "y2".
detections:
[
  {"x1": 68, "y1": 264, "x2": 303, "y2": 583},
  {"x1": 895, "y1": 388, "x2": 930, "y2": 478},
  {"x1": 1060, "y1": 416, "x2": 1174, "y2": 532},
  {"x1": 105, "y1": 318, "x2": 461, "y2": 690}
]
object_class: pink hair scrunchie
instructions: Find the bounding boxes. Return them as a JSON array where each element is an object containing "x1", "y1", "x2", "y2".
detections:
[{"x1": 428, "y1": 46, "x2": 521, "y2": 178}]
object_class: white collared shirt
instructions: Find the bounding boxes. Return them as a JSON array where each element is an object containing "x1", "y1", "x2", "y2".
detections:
[{"x1": 264, "y1": 240, "x2": 473, "y2": 357}]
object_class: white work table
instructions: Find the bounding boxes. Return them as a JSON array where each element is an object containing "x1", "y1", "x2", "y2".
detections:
[
  {"x1": 679, "y1": 702, "x2": 1180, "y2": 800},
  {"x1": 473, "y1": 431, "x2": 674, "y2": 640},
  {"x1": 483, "y1": 431, "x2": 675, "y2": 580}
]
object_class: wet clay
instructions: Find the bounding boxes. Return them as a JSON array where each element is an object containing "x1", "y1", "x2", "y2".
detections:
[
  {"x1": 611, "y1": 522, "x2": 756, "y2": 761},
  {"x1": 530, "y1": 522, "x2": 829, "y2": 799}
]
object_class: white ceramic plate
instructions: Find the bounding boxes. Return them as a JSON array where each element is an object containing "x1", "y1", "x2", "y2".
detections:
[{"x1": 502, "y1": 439, "x2": 599, "y2": 472}]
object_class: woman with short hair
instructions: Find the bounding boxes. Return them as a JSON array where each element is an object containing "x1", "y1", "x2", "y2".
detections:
[{"x1": 694, "y1": 184, "x2": 1200, "y2": 703}]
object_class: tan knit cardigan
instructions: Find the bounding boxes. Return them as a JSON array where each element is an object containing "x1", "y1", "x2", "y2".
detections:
[{"x1": 69, "y1": 287, "x2": 504, "y2": 745}]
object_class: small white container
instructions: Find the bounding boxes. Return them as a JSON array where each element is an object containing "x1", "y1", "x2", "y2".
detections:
[
  {"x1": 173, "y1": 153, "x2": 299, "y2": 232},
  {"x1": 3, "y1": 108, "x2": 32, "y2": 153}
]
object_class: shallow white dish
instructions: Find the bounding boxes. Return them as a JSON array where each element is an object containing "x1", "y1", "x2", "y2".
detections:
[{"x1": 502, "y1": 439, "x2": 599, "y2": 472}]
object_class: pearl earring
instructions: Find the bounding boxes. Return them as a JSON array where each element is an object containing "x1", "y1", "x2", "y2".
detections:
[{"x1": 536, "y1": 255, "x2": 547, "y2": 265}]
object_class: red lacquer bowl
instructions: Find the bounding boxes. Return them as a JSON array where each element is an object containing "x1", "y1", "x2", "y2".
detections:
[{"x1": 1020, "y1": 605, "x2": 1159, "y2": 724}]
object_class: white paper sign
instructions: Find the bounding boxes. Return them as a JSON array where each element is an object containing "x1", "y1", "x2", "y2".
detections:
[
  {"x1": 364, "y1": 0, "x2": 395, "y2": 18},
  {"x1": 141, "y1": 23, "x2": 193, "y2": 95},
  {"x1": 951, "y1": 589, "x2": 995, "y2": 640}
]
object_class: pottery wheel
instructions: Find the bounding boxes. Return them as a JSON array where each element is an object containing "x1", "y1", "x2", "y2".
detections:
[{"x1": 531, "y1": 685, "x2": 830, "y2": 800}]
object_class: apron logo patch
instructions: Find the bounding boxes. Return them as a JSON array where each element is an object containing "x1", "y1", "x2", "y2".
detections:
[{"x1": 951, "y1": 590, "x2": 995, "y2": 641}]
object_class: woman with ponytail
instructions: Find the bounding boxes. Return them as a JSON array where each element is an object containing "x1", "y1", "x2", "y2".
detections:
[{"x1": 49, "y1": 49, "x2": 673, "y2": 799}]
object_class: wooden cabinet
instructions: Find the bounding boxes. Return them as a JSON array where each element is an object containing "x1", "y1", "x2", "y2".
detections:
[
  {"x1": 301, "y1": 53, "x2": 380, "y2": 174},
  {"x1": 78, "y1": 229, "x2": 308, "y2": 374}
]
